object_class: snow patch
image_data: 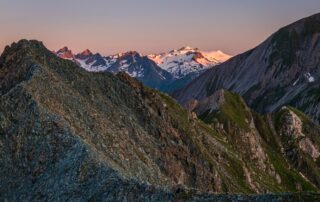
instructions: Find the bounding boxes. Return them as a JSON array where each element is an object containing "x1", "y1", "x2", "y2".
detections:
[{"x1": 305, "y1": 72, "x2": 315, "y2": 83}]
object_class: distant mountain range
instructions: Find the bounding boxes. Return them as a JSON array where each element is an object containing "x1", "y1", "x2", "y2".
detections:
[{"x1": 54, "y1": 46, "x2": 231, "y2": 92}]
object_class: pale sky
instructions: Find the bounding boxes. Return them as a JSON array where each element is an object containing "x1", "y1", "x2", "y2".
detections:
[{"x1": 0, "y1": 0, "x2": 320, "y2": 55}]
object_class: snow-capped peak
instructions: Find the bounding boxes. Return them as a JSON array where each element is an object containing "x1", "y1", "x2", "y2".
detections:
[
  {"x1": 54, "y1": 46, "x2": 231, "y2": 81},
  {"x1": 80, "y1": 49, "x2": 93, "y2": 56},
  {"x1": 58, "y1": 46, "x2": 70, "y2": 53},
  {"x1": 118, "y1": 51, "x2": 141, "y2": 58},
  {"x1": 148, "y1": 47, "x2": 231, "y2": 79},
  {"x1": 178, "y1": 46, "x2": 197, "y2": 51},
  {"x1": 202, "y1": 50, "x2": 232, "y2": 63},
  {"x1": 56, "y1": 46, "x2": 74, "y2": 60}
]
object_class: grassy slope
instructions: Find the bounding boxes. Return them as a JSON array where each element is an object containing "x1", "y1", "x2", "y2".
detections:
[
  {"x1": 196, "y1": 91, "x2": 319, "y2": 192},
  {"x1": 158, "y1": 92, "x2": 254, "y2": 193}
]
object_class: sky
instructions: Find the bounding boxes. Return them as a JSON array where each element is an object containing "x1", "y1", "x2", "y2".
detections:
[{"x1": 0, "y1": 0, "x2": 320, "y2": 56}]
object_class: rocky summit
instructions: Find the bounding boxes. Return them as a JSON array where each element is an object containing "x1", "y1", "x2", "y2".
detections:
[{"x1": 0, "y1": 39, "x2": 320, "y2": 201}]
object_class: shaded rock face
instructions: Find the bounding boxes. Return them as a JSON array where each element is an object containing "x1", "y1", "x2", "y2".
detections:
[
  {"x1": 107, "y1": 52, "x2": 175, "y2": 91},
  {"x1": 174, "y1": 13, "x2": 320, "y2": 124},
  {"x1": 56, "y1": 46, "x2": 74, "y2": 59},
  {"x1": 187, "y1": 89, "x2": 226, "y2": 114},
  {"x1": 1, "y1": 40, "x2": 320, "y2": 201}
]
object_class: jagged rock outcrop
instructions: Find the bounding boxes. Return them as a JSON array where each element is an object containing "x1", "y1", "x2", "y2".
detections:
[
  {"x1": 274, "y1": 107, "x2": 320, "y2": 188},
  {"x1": 1, "y1": 40, "x2": 320, "y2": 201},
  {"x1": 190, "y1": 90, "x2": 320, "y2": 192}
]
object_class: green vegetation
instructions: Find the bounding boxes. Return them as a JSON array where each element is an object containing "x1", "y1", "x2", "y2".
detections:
[
  {"x1": 158, "y1": 91, "x2": 256, "y2": 193},
  {"x1": 254, "y1": 111, "x2": 318, "y2": 191},
  {"x1": 273, "y1": 107, "x2": 288, "y2": 132},
  {"x1": 200, "y1": 91, "x2": 252, "y2": 130},
  {"x1": 158, "y1": 91, "x2": 189, "y2": 130},
  {"x1": 219, "y1": 91, "x2": 252, "y2": 129},
  {"x1": 287, "y1": 106, "x2": 311, "y2": 123},
  {"x1": 267, "y1": 147, "x2": 317, "y2": 191},
  {"x1": 158, "y1": 91, "x2": 226, "y2": 151},
  {"x1": 253, "y1": 113, "x2": 279, "y2": 149},
  {"x1": 272, "y1": 106, "x2": 320, "y2": 190}
]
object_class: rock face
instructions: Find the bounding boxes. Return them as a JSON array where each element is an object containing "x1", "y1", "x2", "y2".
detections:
[
  {"x1": 174, "y1": 13, "x2": 320, "y2": 123},
  {"x1": 1, "y1": 40, "x2": 320, "y2": 201}
]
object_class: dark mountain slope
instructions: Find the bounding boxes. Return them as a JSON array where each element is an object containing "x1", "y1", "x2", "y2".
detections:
[
  {"x1": 0, "y1": 40, "x2": 320, "y2": 201},
  {"x1": 174, "y1": 13, "x2": 320, "y2": 123}
]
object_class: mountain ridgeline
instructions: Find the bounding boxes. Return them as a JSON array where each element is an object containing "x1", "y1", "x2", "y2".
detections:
[
  {"x1": 0, "y1": 38, "x2": 320, "y2": 201},
  {"x1": 55, "y1": 46, "x2": 230, "y2": 92},
  {"x1": 174, "y1": 13, "x2": 320, "y2": 124}
]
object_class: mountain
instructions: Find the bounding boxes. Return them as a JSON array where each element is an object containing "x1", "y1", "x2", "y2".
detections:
[
  {"x1": 148, "y1": 46, "x2": 231, "y2": 79},
  {"x1": 1, "y1": 39, "x2": 320, "y2": 201},
  {"x1": 148, "y1": 46, "x2": 231, "y2": 92},
  {"x1": 104, "y1": 51, "x2": 174, "y2": 90},
  {"x1": 56, "y1": 47, "x2": 113, "y2": 71},
  {"x1": 174, "y1": 13, "x2": 320, "y2": 124},
  {"x1": 55, "y1": 46, "x2": 230, "y2": 92},
  {"x1": 55, "y1": 46, "x2": 75, "y2": 60},
  {"x1": 75, "y1": 49, "x2": 111, "y2": 71},
  {"x1": 55, "y1": 48, "x2": 175, "y2": 90}
]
